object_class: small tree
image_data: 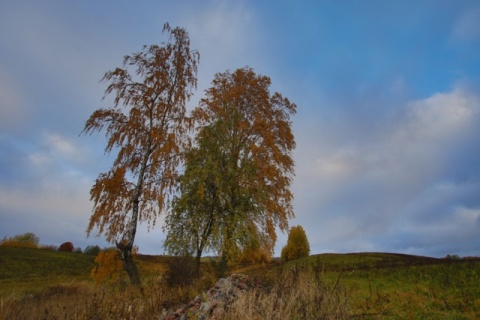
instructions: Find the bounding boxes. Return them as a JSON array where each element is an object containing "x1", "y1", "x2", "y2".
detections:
[
  {"x1": 281, "y1": 225, "x2": 310, "y2": 262},
  {"x1": 59, "y1": 242, "x2": 74, "y2": 252}
]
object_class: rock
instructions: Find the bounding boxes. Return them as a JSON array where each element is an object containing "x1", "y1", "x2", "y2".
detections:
[{"x1": 162, "y1": 273, "x2": 260, "y2": 319}]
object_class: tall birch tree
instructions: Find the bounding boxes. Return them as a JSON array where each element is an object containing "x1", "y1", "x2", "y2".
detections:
[{"x1": 82, "y1": 23, "x2": 199, "y2": 286}]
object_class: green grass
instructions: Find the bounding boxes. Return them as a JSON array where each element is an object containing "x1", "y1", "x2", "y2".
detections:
[
  {"x1": 239, "y1": 253, "x2": 480, "y2": 319},
  {"x1": 0, "y1": 247, "x2": 95, "y2": 295},
  {"x1": 341, "y1": 259, "x2": 480, "y2": 319},
  {"x1": 289, "y1": 252, "x2": 440, "y2": 270},
  {"x1": 1, "y1": 247, "x2": 480, "y2": 319}
]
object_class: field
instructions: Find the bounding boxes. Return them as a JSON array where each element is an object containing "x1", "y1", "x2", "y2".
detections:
[{"x1": 1, "y1": 247, "x2": 479, "y2": 319}]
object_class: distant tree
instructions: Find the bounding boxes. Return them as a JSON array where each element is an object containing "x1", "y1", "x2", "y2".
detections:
[
  {"x1": 164, "y1": 67, "x2": 296, "y2": 268},
  {"x1": 84, "y1": 245, "x2": 101, "y2": 256},
  {"x1": 74, "y1": 247, "x2": 83, "y2": 254},
  {"x1": 0, "y1": 232, "x2": 39, "y2": 248},
  {"x1": 281, "y1": 225, "x2": 310, "y2": 262},
  {"x1": 59, "y1": 242, "x2": 74, "y2": 252},
  {"x1": 82, "y1": 23, "x2": 199, "y2": 286}
]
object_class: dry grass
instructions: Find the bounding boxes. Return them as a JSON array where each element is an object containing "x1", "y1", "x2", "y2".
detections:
[
  {"x1": 2, "y1": 283, "x2": 159, "y2": 319},
  {"x1": 226, "y1": 266, "x2": 350, "y2": 320},
  {"x1": 2, "y1": 248, "x2": 479, "y2": 319},
  {"x1": 1, "y1": 261, "x2": 350, "y2": 320}
]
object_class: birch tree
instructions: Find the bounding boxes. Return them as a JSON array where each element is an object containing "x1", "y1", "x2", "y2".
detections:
[
  {"x1": 165, "y1": 67, "x2": 296, "y2": 267},
  {"x1": 82, "y1": 23, "x2": 199, "y2": 286}
]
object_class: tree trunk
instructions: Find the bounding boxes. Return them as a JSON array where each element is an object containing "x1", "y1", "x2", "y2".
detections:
[
  {"x1": 195, "y1": 249, "x2": 202, "y2": 277},
  {"x1": 118, "y1": 146, "x2": 150, "y2": 287},
  {"x1": 117, "y1": 242, "x2": 141, "y2": 287}
]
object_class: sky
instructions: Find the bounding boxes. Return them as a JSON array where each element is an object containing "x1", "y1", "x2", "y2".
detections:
[{"x1": 1, "y1": 1, "x2": 480, "y2": 258}]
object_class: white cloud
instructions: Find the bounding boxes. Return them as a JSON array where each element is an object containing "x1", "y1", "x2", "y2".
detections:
[
  {"x1": 27, "y1": 131, "x2": 91, "y2": 176},
  {"x1": 292, "y1": 85, "x2": 480, "y2": 255},
  {"x1": 314, "y1": 148, "x2": 358, "y2": 179},
  {"x1": 401, "y1": 88, "x2": 477, "y2": 146},
  {"x1": 44, "y1": 132, "x2": 82, "y2": 160}
]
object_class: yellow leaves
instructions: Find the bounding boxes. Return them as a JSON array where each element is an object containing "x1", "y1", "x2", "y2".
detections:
[
  {"x1": 90, "y1": 249, "x2": 124, "y2": 285},
  {"x1": 281, "y1": 225, "x2": 310, "y2": 262},
  {"x1": 90, "y1": 246, "x2": 140, "y2": 285}
]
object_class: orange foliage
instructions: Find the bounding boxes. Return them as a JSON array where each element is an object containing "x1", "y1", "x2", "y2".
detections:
[
  {"x1": 189, "y1": 67, "x2": 296, "y2": 263},
  {"x1": 82, "y1": 23, "x2": 199, "y2": 285},
  {"x1": 58, "y1": 242, "x2": 74, "y2": 252},
  {"x1": 237, "y1": 244, "x2": 272, "y2": 264},
  {"x1": 281, "y1": 225, "x2": 310, "y2": 262},
  {"x1": 90, "y1": 249, "x2": 124, "y2": 285},
  {"x1": 0, "y1": 233, "x2": 39, "y2": 249}
]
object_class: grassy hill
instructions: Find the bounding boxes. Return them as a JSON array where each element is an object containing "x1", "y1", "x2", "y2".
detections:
[
  {"x1": 1, "y1": 247, "x2": 479, "y2": 319},
  {"x1": 0, "y1": 247, "x2": 95, "y2": 295},
  {"x1": 288, "y1": 252, "x2": 440, "y2": 270}
]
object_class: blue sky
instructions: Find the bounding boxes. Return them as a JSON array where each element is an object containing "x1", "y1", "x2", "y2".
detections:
[{"x1": 1, "y1": 1, "x2": 480, "y2": 257}]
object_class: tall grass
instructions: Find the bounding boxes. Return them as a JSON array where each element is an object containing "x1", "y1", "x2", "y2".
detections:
[
  {"x1": 2, "y1": 248, "x2": 479, "y2": 319},
  {"x1": 1, "y1": 283, "x2": 164, "y2": 319},
  {"x1": 227, "y1": 265, "x2": 350, "y2": 319}
]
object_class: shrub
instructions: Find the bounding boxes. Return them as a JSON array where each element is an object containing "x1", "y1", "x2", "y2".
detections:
[
  {"x1": 90, "y1": 248, "x2": 124, "y2": 285},
  {"x1": 281, "y1": 225, "x2": 310, "y2": 262},
  {"x1": 165, "y1": 256, "x2": 197, "y2": 287},
  {"x1": 58, "y1": 242, "x2": 74, "y2": 252},
  {"x1": 0, "y1": 232, "x2": 39, "y2": 248},
  {"x1": 237, "y1": 244, "x2": 272, "y2": 264},
  {"x1": 84, "y1": 245, "x2": 101, "y2": 256}
]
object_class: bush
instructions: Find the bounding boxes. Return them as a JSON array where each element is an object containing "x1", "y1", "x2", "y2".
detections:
[
  {"x1": 281, "y1": 225, "x2": 310, "y2": 262},
  {"x1": 90, "y1": 248, "x2": 124, "y2": 285},
  {"x1": 0, "y1": 232, "x2": 39, "y2": 248},
  {"x1": 59, "y1": 242, "x2": 74, "y2": 253},
  {"x1": 84, "y1": 245, "x2": 101, "y2": 256},
  {"x1": 165, "y1": 256, "x2": 197, "y2": 287},
  {"x1": 237, "y1": 241, "x2": 272, "y2": 264}
]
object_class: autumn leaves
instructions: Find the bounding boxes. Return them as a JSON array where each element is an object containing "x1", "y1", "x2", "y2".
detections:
[{"x1": 83, "y1": 23, "x2": 296, "y2": 285}]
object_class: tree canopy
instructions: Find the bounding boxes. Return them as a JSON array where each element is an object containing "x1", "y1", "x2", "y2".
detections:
[{"x1": 164, "y1": 67, "x2": 296, "y2": 267}]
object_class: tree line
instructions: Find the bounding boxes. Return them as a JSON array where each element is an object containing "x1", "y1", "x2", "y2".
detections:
[
  {"x1": 0, "y1": 232, "x2": 102, "y2": 255},
  {"x1": 82, "y1": 23, "x2": 298, "y2": 286}
]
